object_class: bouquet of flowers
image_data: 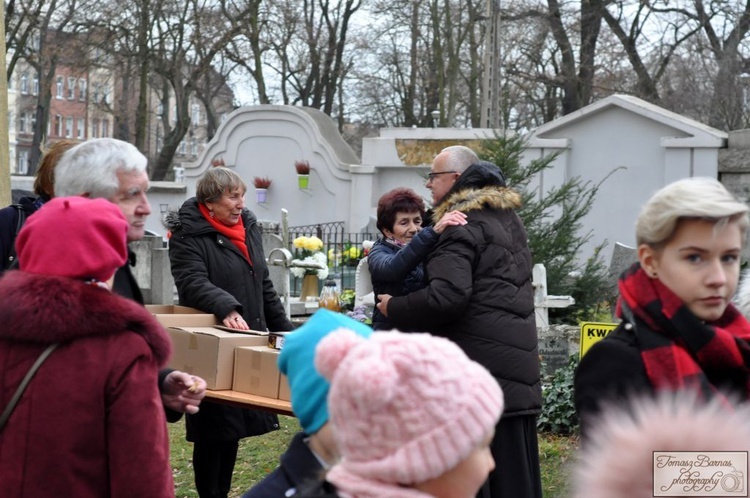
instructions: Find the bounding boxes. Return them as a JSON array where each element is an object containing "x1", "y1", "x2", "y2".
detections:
[
  {"x1": 290, "y1": 235, "x2": 329, "y2": 279},
  {"x1": 342, "y1": 243, "x2": 363, "y2": 267}
]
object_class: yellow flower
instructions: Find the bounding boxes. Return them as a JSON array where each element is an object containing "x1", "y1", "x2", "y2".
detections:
[
  {"x1": 345, "y1": 246, "x2": 361, "y2": 259},
  {"x1": 305, "y1": 236, "x2": 324, "y2": 251},
  {"x1": 293, "y1": 236, "x2": 308, "y2": 249}
]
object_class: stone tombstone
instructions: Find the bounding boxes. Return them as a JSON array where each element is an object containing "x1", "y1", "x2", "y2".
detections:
[
  {"x1": 537, "y1": 325, "x2": 580, "y2": 376},
  {"x1": 609, "y1": 242, "x2": 638, "y2": 283},
  {"x1": 130, "y1": 234, "x2": 176, "y2": 304},
  {"x1": 262, "y1": 229, "x2": 287, "y2": 298}
]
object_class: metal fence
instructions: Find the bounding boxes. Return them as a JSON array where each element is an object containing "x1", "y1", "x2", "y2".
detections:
[{"x1": 263, "y1": 221, "x2": 379, "y2": 295}]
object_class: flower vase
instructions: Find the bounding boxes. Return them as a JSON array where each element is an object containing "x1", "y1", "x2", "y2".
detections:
[
  {"x1": 298, "y1": 174, "x2": 310, "y2": 189},
  {"x1": 300, "y1": 274, "x2": 319, "y2": 301},
  {"x1": 256, "y1": 188, "x2": 267, "y2": 203}
]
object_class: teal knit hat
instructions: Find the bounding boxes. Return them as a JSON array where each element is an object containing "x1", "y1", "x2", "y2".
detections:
[{"x1": 278, "y1": 309, "x2": 372, "y2": 434}]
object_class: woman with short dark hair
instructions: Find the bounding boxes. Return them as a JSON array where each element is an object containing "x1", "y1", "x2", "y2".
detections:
[{"x1": 368, "y1": 187, "x2": 466, "y2": 330}]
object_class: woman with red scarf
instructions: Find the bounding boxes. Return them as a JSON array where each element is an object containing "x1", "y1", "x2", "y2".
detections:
[
  {"x1": 168, "y1": 167, "x2": 292, "y2": 498},
  {"x1": 575, "y1": 177, "x2": 750, "y2": 439}
]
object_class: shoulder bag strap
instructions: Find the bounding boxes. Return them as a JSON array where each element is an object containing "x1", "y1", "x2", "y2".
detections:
[{"x1": 0, "y1": 343, "x2": 58, "y2": 431}]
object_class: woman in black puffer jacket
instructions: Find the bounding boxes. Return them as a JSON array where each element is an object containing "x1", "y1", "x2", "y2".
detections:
[{"x1": 168, "y1": 167, "x2": 292, "y2": 498}]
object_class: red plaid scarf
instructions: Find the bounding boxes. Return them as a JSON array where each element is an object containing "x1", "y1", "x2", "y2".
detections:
[{"x1": 617, "y1": 262, "x2": 750, "y2": 400}]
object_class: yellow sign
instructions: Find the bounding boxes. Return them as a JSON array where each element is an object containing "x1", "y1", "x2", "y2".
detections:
[{"x1": 579, "y1": 322, "x2": 618, "y2": 358}]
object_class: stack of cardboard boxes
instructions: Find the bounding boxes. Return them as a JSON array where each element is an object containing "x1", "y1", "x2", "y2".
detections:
[{"x1": 146, "y1": 306, "x2": 291, "y2": 401}]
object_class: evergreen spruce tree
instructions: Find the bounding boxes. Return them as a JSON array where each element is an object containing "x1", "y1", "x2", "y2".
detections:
[{"x1": 479, "y1": 133, "x2": 614, "y2": 324}]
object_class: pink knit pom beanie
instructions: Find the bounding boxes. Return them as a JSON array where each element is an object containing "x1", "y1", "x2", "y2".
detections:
[
  {"x1": 315, "y1": 329, "x2": 504, "y2": 490},
  {"x1": 16, "y1": 196, "x2": 128, "y2": 282}
]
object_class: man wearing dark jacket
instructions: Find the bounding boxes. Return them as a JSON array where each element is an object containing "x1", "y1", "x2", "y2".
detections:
[
  {"x1": 377, "y1": 145, "x2": 542, "y2": 498},
  {"x1": 53, "y1": 137, "x2": 207, "y2": 419}
]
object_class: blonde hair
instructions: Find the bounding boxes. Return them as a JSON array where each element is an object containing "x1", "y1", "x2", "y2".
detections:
[{"x1": 635, "y1": 177, "x2": 749, "y2": 247}]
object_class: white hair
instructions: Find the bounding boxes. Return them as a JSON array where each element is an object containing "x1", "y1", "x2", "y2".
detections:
[
  {"x1": 54, "y1": 138, "x2": 148, "y2": 200},
  {"x1": 636, "y1": 177, "x2": 749, "y2": 247},
  {"x1": 440, "y1": 145, "x2": 479, "y2": 174}
]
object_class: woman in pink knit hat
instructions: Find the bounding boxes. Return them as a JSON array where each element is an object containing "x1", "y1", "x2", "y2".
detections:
[{"x1": 293, "y1": 329, "x2": 504, "y2": 498}]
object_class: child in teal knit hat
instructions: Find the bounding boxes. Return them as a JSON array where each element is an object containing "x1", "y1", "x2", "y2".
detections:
[{"x1": 242, "y1": 309, "x2": 372, "y2": 498}]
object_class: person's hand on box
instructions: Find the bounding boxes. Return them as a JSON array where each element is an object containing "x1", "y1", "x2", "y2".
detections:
[
  {"x1": 161, "y1": 371, "x2": 207, "y2": 414},
  {"x1": 223, "y1": 310, "x2": 249, "y2": 330}
]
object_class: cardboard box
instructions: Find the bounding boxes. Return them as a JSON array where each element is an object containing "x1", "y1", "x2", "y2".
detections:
[
  {"x1": 167, "y1": 327, "x2": 267, "y2": 390},
  {"x1": 268, "y1": 332, "x2": 290, "y2": 350},
  {"x1": 278, "y1": 374, "x2": 291, "y2": 401},
  {"x1": 146, "y1": 305, "x2": 219, "y2": 328},
  {"x1": 233, "y1": 346, "x2": 281, "y2": 398}
]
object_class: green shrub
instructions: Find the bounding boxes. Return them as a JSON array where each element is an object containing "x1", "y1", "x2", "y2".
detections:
[{"x1": 538, "y1": 355, "x2": 579, "y2": 435}]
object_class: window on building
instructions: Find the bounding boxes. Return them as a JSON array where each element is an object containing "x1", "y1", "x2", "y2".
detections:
[
  {"x1": 19, "y1": 113, "x2": 26, "y2": 133},
  {"x1": 79, "y1": 79, "x2": 87, "y2": 101},
  {"x1": 102, "y1": 86, "x2": 110, "y2": 105},
  {"x1": 77, "y1": 118, "x2": 84, "y2": 138},
  {"x1": 18, "y1": 150, "x2": 29, "y2": 175},
  {"x1": 67, "y1": 77, "x2": 76, "y2": 100},
  {"x1": 65, "y1": 117, "x2": 73, "y2": 138},
  {"x1": 101, "y1": 120, "x2": 109, "y2": 137},
  {"x1": 56, "y1": 77, "x2": 64, "y2": 98},
  {"x1": 92, "y1": 118, "x2": 99, "y2": 138},
  {"x1": 191, "y1": 103, "x2": 200, "y2": 126},
  {"x1": 55, "y1": 115, "x2": 62, "y2": 137},
  {"x1": 178, "y1": 140, "x2": 186, "y2": 155},
  {"x1": 32, "y1": 74, "x2": 39, "y2": 95},
  {"x1": 20, "y1": 73, "x2": 28, "y2": 94},
  {"x1": 93, "y1": 83, "x2": 100, "y2": 103},
  {"x1": 30, "y1": 112, "x2": 36, "y2": 132}
]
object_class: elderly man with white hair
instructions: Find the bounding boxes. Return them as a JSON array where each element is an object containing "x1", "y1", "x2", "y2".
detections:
[{"x1": 54, "y1": 137, "x2": 206, "y2": 419}]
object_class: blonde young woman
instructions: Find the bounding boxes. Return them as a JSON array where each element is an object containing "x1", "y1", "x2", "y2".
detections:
[{"x1": 575, "y1": 177, "x2": 750, "y2": 438}]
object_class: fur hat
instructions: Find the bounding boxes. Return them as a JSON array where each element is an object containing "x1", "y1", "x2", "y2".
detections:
[
  {"x1": 16, "y1": 196, "x2": 128, "y2": 282},
  {"x1": 573, "y1": 392, "x2": 750, "y2": 498},
  {"x1": 277, "y1": 309, "x2": 372, "y2": 434},
  {"x1": 315, "y1": 329, "x2": 503, "y2": 494}
]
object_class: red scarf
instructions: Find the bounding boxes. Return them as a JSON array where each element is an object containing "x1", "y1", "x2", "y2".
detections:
[
  {"x1": 617, "y1": 262, "x2": 750, "y2": 400},
  {"x1": 198, "y1": 203, "x2": 252, "y2": 265}
]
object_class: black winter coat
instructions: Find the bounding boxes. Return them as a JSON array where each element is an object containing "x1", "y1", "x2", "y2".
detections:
[
  {"x1": 573, "y1": 323, "x2": 649, "y2": 440},
  {"x1": 242, "y1": 431, "x2": 325, "y2": 498},
  {"x1": 168, "y1": 197, "x2": 292, "y2": 442},
  {"x1": 0, "y1": 195, "x2": 42, "y2": 273},
  {"x1": 574, "y1": 318, "x2": 750, "y2": 440},
  {"x1": 387, "y1": 164, "x2": 542, "y2": 416},
  {"x1": 367, "y1": 227, "x2": 439, "y2": 330}
]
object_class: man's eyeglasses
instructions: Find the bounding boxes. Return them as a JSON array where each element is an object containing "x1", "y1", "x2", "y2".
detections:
[{"x1": 426, "y1": 171, "x2": 457, "y2": 181}]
